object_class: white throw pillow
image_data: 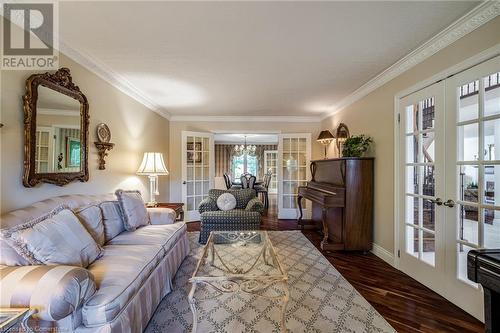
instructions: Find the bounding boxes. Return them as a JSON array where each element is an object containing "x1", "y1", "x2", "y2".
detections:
[
  {"x1": 115, "y1": 189, "x2": 150, "y2": 231},
  {"x1": 1, "y1": 205, "x2": 103, "y2": 267},
  {"x1": 217, "y1": 193, "x2": 237, "y2": 211}
]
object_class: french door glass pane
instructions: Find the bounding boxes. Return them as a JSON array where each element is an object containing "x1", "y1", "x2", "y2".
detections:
[
  {"x1": 484, "y1": 165, "x2": 498, "y2": 205},
  {"x1": 460, "y1": 165, "x2": 479, "y2": 203},
  {"x1": 406, "y1": 104, "x2": 418, "y2": 133},
  {"x1": 459, "y1": 80, "x2": 479, "y2": 122},
  {"x1": 484, "y1": 119, "x2": 500, "y2": 161},
  {"x1": 459, "y1": 204, "x2": 479, "y2": 245},
  {"x1": 422, "y1": 97, "x2": 435, "y2": 131},
  {"x1": 484, "y1": 72, "x2": 500, "y2": 117},
  {"x1": 423, "y1": 165, "x2": 435, "y2": 196},
  {"x1": 484, "y1": 208, "x2": 500, "y2": 248},
  {"x1": 406, "y1": 226, "x2": 419, "y2": 258},
  {"x1": 423, "y1": 199, "x2": 436, "y2": 231},
  {"x1": 422, "y1": 132, "x2": 435, "y2": 163},
  {"x1": 406, "y1": 196, "x2": 419, "y2": 225},
  {"x1": 406, "y1": 135, "x2": 418, "y2": 163},
  {"x1": 406, "y1": 166, "x2": 419, "y2": 194},
  {"x1": 458, "y1": 123, "x2": 479, "y2": 161}
]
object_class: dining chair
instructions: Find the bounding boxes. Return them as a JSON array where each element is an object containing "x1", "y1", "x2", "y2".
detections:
[
  {"x1": 240, "y1": 175, "x2": 256, "y2": 189},
  {"x1": 256, "y1": 172, "x2": 272, "y2": 209},
  {"x1": 224, "y1": 173, "x2": 240, "y2": 189}
]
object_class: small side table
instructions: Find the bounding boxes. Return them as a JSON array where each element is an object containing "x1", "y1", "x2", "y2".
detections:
[
  {"x1": 155, "y1": 203, "x2": 184, "y2": 222},
  {"x1": 0, "y1": 308, "x2": 36, "y2": 333}
]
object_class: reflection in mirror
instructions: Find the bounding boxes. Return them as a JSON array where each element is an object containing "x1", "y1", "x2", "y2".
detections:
[{"x1": 35, "y1": 85, "x2": 81, "y2": 173}]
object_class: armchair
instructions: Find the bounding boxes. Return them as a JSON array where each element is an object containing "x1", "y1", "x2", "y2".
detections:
[{"x1": 198, "y1": 189, "x2": 264, "y2": 243}]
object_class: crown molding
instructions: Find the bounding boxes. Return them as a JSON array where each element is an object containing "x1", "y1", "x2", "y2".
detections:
[
  {"x1": 321, "y1": 0, "x2": 500, "y2": 121},
  {"x1": 59, "y1": 41, "x2": 171, "y2": 120},
  {"x1": 169, "y1": 115, "x2": 321, "y2": 123}
]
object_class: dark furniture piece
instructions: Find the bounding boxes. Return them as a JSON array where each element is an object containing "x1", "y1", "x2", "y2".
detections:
[
  {"x1": 197, "y1": 189, "x2": 264, "y2": 244},
  {"x1": 155, "y1": 202, "x2": 185, "y2": 221},
  {"x1": 468, "y1": 249, "x2": 500, "y2": 333},
  {"x1": 240, "y1": 175, "x2": 256, "y2": 189},
  {"x1": 297, "y1": 157, "x2": 374, "y2": 252},
  {"x1": 255, "y1": 172, "x2": 272, "y2": 209},
  {"x1": 223, "y1": 173, "x2": 240, "y2": 190}
]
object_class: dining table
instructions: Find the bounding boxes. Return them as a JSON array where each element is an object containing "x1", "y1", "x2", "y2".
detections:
[{"x1": 232, "y1": 180, "x2": 263, "y2": 188}]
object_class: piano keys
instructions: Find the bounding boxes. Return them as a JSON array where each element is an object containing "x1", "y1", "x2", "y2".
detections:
[
  {"x1": 297, "y1": 157, "x2": 374, "y2": 251},
  {"x1": 468, "y1": 249, "x2": 500, "y2": 333}
]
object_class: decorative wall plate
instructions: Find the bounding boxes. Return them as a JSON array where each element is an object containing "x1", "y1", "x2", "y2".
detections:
[{"x1": 96, "y1": 123, "x2": 111, "y2": 143}]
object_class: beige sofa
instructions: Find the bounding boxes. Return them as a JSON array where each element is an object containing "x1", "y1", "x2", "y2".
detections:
[{"x1": 0, "y1": 194, "x2": 190, "y2": 333}]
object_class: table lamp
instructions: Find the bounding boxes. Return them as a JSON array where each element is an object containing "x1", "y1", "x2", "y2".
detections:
[
  {"x1": 317, "y1": 130, "x2": 335, "y2": 159},
  {"x1": 136, "y1": 152, "x2": 169, "y2": 206}
]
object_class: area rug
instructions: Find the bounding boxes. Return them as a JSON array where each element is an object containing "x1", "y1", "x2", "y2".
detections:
[{"x1": 145, "y1": 231, "x2": 396, "y2": 333}]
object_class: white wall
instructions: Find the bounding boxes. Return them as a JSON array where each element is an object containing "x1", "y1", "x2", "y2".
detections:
[{"x1": 0, "y1": 54, "x2": 170, "y2": 214}]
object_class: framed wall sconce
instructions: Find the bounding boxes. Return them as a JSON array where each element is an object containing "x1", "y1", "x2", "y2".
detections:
[
  {"x1": 94, "y1": 123, "x2": 114, "y2": 170},
  {"x1": 335, "y1": 123, "x2": 350, "y2": 157}
]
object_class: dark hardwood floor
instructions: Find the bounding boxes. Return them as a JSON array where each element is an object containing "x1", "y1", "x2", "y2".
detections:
[{"x1": 188, "y1": 194, "x2": 484, "y2": 333}]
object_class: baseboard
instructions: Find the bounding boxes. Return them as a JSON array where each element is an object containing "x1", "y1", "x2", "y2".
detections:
[{"x1": 371, "y1": 243, "x2": 395, "y2": 267}]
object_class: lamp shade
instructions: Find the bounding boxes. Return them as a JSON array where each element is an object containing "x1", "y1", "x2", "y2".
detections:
[
  {"x1": 136, "y1": 152, "x2": 169, "y2": 175},
  {"x1": 316, "y1": 130, "x2": 334, "y2": 144}
]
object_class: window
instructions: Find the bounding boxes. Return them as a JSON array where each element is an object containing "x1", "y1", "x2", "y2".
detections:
[{"x1": 232, "y1": 154, "x2": 258, "y2": 180}]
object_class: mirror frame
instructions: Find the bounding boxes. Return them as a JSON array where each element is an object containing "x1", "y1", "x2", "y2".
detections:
[{"x1": 22, "y1": 67, "x2": 89, "y2": 187}]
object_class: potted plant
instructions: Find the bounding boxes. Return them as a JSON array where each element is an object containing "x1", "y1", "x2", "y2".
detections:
[{"x1": 342, "y1": 135, "x2": 373, "y2": 157}]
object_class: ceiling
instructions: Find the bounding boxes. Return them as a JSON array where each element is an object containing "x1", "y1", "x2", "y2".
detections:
[
  {"x1": 214, "y1": 134, "x2": 278, "y2": 144},
  {"x1": 59, "y1": 1, "x2": 479, "y2": 118}
]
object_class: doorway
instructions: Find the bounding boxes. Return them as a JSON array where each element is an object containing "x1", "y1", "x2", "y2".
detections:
[{"x1": 397, "y1": 55, "x2": 500, "y2": 320}]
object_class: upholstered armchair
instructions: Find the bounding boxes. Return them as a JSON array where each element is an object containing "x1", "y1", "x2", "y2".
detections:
[{"x1": 198, "y1": 189, "x2": 264, "y2": 244}]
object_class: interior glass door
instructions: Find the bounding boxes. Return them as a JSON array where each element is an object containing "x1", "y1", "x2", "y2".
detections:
[
  {"x1": 182, "y1": 131, "x2": 214, "y2": 221},
  {"x1": 444, "y1": 55, "x2": 500, "y2": 320},
  {"x1": 398, "y1": 81, "x2": 446, "y2": 293},
  {"x1": 264, "y1": 150, "x2": 278, "y2": 194},
  {"x1": 278, "y1": 134, "x2": 311, "y2": 219}
]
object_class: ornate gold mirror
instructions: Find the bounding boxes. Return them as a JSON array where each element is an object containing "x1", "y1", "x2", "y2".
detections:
[{"x1": 23, "y1": 68, "x2": 89, "y2": 187}]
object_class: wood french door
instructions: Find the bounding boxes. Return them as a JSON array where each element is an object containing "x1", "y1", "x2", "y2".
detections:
[
  {"x1": 182, "y1": 131, "x2": 214, "y2": 221},
  {"x1": 444, "y1": 55, "x2": 500, "y2": 320},
  {"x1": 278, "y1": 134, "x2": 311, "y2": 219},
  {"x1": 398, "y1": 55, "x2": 500, "y2": 320},
  {"x1": 398, "y1": 81, "x2": 446, "y2": 293}
]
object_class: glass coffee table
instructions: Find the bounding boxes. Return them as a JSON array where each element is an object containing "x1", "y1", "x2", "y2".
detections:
[
  {"x1": 189, "y1": 230, "x2": 289, "y2": 333},
  {"x1": 0, "y1": 308, "x2": 36, "y2": 332}
]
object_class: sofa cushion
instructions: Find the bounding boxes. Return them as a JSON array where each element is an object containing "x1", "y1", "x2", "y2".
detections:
[
  {"x1": 115, "y1": 190, "x2": 149, "y2": 231},
  {"x1": 1, "y1": 205, "x2": 102, "y2": 267},
  {"x1": 217, "y1": 193, "x2": 237, "y2": 211},
  {"x1": 99, "y1": 201, "x2": 125, "y2": 242},
  {"x1": 0, "y1": 194, "x2": 115, "y2": 266},
  {"x1": 75, "y1": 204, "x2": 105, "y2": 246},
  {"x1": 106, "y1": 223, "x2": 186, "y2": 254},
  {"x1": 82, "y1": 244, "x2": 164, "y2": 327}
]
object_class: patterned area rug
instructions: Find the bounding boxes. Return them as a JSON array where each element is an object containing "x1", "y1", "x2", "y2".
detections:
[{"x1": 145, "y1": 231, "x2": 396, "y2": 333}]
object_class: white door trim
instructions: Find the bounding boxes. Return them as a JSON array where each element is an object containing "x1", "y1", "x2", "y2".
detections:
[{"x1": 394, "y1": 42, "x2": 500, "y2": 268}]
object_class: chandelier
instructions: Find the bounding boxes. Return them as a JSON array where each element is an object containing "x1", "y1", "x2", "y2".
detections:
[{"x1": 234, "y1": 136, "x2": 256, "y2": 156}]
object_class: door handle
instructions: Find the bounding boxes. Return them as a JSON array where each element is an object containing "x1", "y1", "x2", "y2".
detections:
[
  {"x1": 431, "y1": 198, "x2": 443, "y2": 206},
  {"x1": 443, "y1": 199, "x2": 455, "y2": 208},
  {"x1": 182, "y1": 181, "x2": 187, "y2": 185}
]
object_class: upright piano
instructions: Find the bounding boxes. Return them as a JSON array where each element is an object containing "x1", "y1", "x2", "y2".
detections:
[
  {"x1": 297, "y1": 157, "x2": 374, "y2": 251},
  {"x1": 468, "y1": 249, "x2": 500, "y2": 333}
]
